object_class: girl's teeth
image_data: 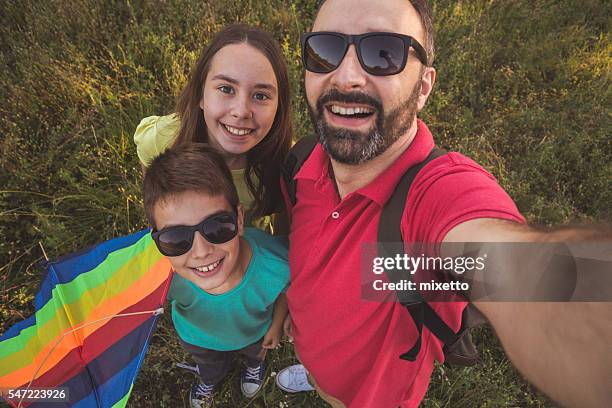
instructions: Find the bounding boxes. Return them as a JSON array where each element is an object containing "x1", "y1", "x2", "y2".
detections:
[{"x1": 224, "y1": 124, "x2": 252, "y2": 136}]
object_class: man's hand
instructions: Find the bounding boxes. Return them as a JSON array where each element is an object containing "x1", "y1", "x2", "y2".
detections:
[{"x1": 443, "y1": 218, "x2": 612, "y2": 408}]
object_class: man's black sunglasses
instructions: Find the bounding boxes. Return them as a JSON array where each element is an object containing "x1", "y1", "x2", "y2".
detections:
[
  {"x1": 301, "y1": 32, "x2": 428, "y2": 76},
  {"x1": 151, "y1": 211, "x2": 238, "y2": 257}
]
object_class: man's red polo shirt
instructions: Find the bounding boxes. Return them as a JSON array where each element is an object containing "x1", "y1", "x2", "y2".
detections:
[{"x1": 285, "y1": 120, "x2": 524, "y2": 407}]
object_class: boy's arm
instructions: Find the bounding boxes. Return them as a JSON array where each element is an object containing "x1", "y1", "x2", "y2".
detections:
[
  {"x1": 271, "y1": 293, "x2": 289, "y2": 328},
  {"x1": 262, "y1": 293, "x2": 289, "y2": 349}
]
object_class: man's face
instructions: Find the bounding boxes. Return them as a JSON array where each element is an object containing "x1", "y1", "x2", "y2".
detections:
[{"x1": 305, "y1": 0, "x2": 430, "y2": 164}]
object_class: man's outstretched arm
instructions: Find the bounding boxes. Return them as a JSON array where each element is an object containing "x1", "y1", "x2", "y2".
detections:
[{"x1": 444, "y1": 219, "x2": 611, "y2": 408}]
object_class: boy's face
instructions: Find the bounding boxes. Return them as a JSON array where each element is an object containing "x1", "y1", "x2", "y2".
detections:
[{"x1": 153, "y1": 191, "x2": 246, "y2": 294}]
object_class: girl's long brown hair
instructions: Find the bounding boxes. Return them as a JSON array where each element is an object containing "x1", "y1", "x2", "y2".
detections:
[{"x1": 174, "y1": 24, "x2": 292, "y2": 218}]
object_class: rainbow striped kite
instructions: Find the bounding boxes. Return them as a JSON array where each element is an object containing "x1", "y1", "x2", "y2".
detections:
[{"x1": 0, "y1": 229, "x2": 172, "y2": 407}]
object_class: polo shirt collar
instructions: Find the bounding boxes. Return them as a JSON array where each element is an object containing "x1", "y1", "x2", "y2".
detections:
[
  {"x1": 294, "y1": 138, "x2": 328, "y2": 182},
  {"x1": 295, "y1": 119, "x2": 436, "y2": 206}
]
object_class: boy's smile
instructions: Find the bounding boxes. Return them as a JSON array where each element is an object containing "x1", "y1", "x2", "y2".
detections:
[
  {"x1": 191, "y1": 257, "x2": 224, "y2": 280},
  {"x1": 193, "y1": 258, "x2": 223, "y2": 275},
  {"x1": 153, "y1": 191, "x2": 251, "y2": 295}
]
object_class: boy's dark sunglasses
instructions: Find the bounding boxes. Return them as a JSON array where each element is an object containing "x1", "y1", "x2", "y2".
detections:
[
  {"x1": 151, "y1": 211, "x2": 238, "y2": 257},
  {"x1": 301, "y1": 32, "x2": 428, "y2": 76}
]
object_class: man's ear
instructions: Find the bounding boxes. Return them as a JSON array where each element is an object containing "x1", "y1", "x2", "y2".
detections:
[
  {"x1": 416, "y1": 66, "x2": 436, "y2": 111},
  {"x1": 236, "y1": 203, "x2": 245, "y2": 236}
]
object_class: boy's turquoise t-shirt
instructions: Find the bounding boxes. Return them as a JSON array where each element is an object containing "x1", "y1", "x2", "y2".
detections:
[{"x1": 168, "y1": 228, "x2": 289, "y2": 351}]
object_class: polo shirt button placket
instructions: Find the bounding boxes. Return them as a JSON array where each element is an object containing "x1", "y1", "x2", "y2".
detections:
[{"x1": 331, "y1": 211, "x2": 340, "y2": 219}]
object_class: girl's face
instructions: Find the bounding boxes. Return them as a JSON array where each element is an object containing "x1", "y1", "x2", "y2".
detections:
[{"x1": 200, "y1": 42, "x2": 279, "y2": 168}]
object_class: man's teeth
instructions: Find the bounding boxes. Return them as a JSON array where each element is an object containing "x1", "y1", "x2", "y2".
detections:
[
  {"x1": 330, "y1": 105, "x2": 373, "y2": 116},
  {"x1": 224, "y1": 124, "x2": 252, "y2": 136},
  {"x1": 195, "y1": 259, "x2": 221, "y2": 273}
]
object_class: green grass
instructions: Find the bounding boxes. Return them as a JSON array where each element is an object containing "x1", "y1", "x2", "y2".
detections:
[{"x1": 1, "y1": 0, "x2": 610, "y2": 406}]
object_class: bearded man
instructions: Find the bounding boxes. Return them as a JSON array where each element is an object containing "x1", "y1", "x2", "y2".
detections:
[{"x1": 276, "y1": 1, "x2": 611, "y2": 407}]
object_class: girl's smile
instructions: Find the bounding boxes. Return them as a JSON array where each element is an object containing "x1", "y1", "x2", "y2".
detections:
[{"x1": 200, "y1": 43, "x2": 279, "y2": 169}]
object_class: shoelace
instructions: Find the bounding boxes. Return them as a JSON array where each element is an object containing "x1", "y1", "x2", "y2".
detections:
[
  {"x1": 176, "y1": 362, "x2": 200, "y2": 374},
  {"x1": 244, "y1": 365, "x2": 262, "y2": 382},
  {"x1": 195, "y1": 382, "x2": 214, "y2": 397}
]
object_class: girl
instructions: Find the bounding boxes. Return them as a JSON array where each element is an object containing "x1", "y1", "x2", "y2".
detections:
[
  {"x1": 135, "y1": 24, "x2": 292, "y2": 232},
  {"x1": 134, "y1": 25, "x2": 293, "y2": 407}
]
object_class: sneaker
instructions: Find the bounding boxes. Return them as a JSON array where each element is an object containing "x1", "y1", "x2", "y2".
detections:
[
  {"x1": 189, "y1": 381, "x2": 214, "y2": 408},
  {"x1": 275, "y1": 364, "x2": 315, "y2": 393},
  {"x1": 241, "y1": 360, "x2": 266, "y2": 398}
]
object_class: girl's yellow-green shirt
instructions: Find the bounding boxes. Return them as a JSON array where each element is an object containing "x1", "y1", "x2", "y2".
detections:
[{"x1": 134, "y1": 114, "x2": 272, "y2": 230}]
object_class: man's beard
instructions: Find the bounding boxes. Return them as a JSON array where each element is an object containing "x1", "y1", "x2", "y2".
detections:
[{"x1": 309, "y1": 81, "x2": 422, "y2": 165}]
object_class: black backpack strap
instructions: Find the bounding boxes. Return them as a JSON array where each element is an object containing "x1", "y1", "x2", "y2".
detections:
[
  {"x1": 399, "y1": 301, "x2": 460, "y2": 361},
  {"x1": 377, "y1": 147, "x2": 453, "y2": 361},
  {"x1": 281, "y1": 135, "x2": 318, "y2": 206},
  {"x1": 378, "y1": 147, "x2": 447, "y2": 246}
]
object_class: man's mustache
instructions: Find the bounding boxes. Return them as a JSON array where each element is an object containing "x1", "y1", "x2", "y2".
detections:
[{"x1": 316, "y1": 89, "x2": 383, "y2": 115}]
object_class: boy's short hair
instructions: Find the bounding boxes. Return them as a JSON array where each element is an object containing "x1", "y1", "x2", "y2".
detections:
[{"x1": 143, "y1": 143, "x2": 239, "y2": 228}]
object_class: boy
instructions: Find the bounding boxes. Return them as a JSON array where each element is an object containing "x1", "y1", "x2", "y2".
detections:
[{"x1": 142, "y1": 144, "x2": 289, "y2": 408}]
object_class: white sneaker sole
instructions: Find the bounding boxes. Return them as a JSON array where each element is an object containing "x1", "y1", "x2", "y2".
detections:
[{"x1": 275, "y1": 373, "x2": 315, "y2": 393}]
